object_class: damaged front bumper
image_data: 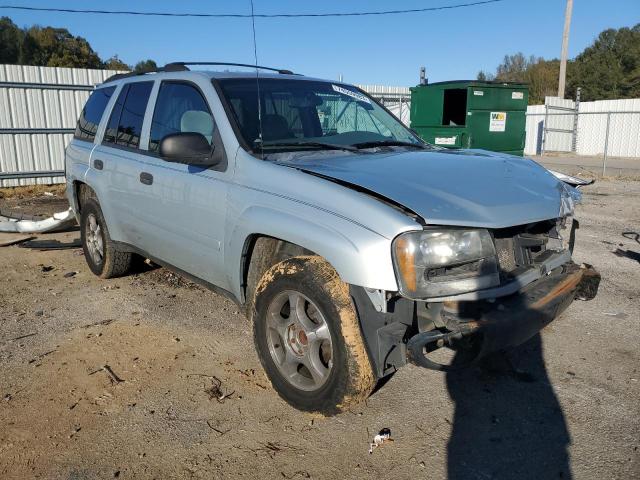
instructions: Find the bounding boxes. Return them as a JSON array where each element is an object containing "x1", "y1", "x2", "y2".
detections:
[{"x1": 351, "y1": 262, "x2": 600, "y2": 377}]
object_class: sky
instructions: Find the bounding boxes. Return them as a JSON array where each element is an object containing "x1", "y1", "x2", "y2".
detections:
[{"x1": 3, "y1": 0, "x2": 639, "y2": 86}]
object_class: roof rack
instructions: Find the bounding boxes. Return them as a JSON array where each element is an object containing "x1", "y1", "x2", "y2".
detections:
[
  {"x1": 103, "y1": 63, "x2": 187, "y2": 84},
  {"x1": 165, "y1": 62, "x2": 295, "y2": 75},
  {"x1": 103, "y1": 62, "x2": 295, "y2": 84}
]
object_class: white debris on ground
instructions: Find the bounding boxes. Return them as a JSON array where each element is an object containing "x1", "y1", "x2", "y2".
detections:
[
  {"x1": 369, "y1": 428, "x2": 392, "y2": 454},
  {"x1": 0, "y1": 208, "x2": 75, "y2": 234}
]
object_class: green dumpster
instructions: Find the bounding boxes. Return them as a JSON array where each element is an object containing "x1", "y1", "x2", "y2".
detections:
[{"x1": 410, "y1": 80, "x2": 529, "y2": 156}]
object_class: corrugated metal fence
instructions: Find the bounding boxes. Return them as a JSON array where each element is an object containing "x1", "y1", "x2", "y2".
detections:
[
  {"x1": 0, "y1": 64, "x2": 122, "y2": 187},
  {"x1": 357, "y1": 84, "x2": 411, "y2": 125},
  {"x1": 525, "y1": 96, "x2": 640, "y2": 159}
]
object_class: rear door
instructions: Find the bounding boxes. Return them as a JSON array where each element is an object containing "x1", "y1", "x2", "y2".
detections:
[{"x1": 90, "y1": 81, "x2": 154, "y2": 246}]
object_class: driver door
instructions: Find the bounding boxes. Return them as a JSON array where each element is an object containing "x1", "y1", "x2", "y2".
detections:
[{"x1": 135, "y1": 80, "x2": 230, "y2": 287}]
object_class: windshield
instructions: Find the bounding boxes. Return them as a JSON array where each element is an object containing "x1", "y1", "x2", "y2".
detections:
[{"x1": 216, "y1": 78, "x2": 423, "y2": 152}]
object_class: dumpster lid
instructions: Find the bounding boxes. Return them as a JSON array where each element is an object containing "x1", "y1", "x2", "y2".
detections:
[{"x1": 412, "y1": 80, "x2": 528, "y2": 89}]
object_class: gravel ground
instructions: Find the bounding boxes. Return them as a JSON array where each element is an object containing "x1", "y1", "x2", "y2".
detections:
[{"x1": 0, "y1": 180, "x2": 638, "y2": 479}]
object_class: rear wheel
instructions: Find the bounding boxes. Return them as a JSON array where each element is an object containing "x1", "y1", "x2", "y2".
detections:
[
  {"x1": 252, "y1": 256, "x2": 376, "y2": 414},
  {"x1": 80, "y1": 198, "x2": 132, "y2": 278}
]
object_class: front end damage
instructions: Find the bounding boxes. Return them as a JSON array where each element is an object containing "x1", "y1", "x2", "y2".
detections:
[
  {"x1": 351, "y1": 220, "x2": 601, "y2": 377},
  {"x1": 406, "y1": 262, "x2": 599, "y2": 371}
]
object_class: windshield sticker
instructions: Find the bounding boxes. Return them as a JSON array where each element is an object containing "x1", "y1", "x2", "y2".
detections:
[{"x1": 332, "y1": 84, "x2": 371, "y2": 104}]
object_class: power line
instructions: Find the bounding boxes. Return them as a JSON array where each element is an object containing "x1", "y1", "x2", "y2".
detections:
[{"x1": 0, "y1": 1, "x2": 506, "y2": 19}]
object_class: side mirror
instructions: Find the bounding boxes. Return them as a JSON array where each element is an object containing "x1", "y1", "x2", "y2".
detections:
[{"x1": 159, "y1": 132, "x2": 217, "y2": 166}]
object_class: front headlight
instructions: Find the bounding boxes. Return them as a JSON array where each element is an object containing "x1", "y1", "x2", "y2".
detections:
[{"x1": 392, "y1": 229, "x2": 499, "y2": 299}]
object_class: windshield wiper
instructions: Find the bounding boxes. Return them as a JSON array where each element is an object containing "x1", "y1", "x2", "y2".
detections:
[
  {"x1": 352, "y1": 140, "x2": 430, "y2": 150},
  {"x1": 260, "y1": 141, "x2": 358, "y2": 152}
]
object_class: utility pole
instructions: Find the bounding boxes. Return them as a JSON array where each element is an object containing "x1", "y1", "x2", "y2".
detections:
[{"x1": 558, "y1": 0, "x2": 573, "y2": 98}]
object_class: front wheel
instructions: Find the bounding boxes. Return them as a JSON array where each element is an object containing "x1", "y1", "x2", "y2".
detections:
[{"x1": 252, "y1": 256, "x2": 376, "y2": 415}]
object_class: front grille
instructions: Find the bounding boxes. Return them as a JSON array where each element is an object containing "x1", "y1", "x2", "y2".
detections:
[
  {"x1": 493, "y1": 220, "x2": 556, "y2": 279},
  {"x1": 494, "y1": 237, "x2": 517, "y2": 272}
]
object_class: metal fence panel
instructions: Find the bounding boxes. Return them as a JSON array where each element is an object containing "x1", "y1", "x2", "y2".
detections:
[
  {"x1": 358, "y1": 84, "x2": 411, "y2": 126},
  {"x1": 525, "y1": 96, "x2": 640, "y2": 159},
  {"x1": 524, "y1": 105, "x2": 546, "y2": 155},
  {"x1": 576, "y1": 99, "x2": 640, "y2": 157},
  {"x1": 543, "y1": 97, "x2": 575, "y2": 153},
  {"x1": 0, "y1": 64, "x2": 122, "y2": 187}
]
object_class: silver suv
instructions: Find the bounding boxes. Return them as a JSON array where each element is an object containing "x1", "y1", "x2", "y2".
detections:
[{"x1": 65, "y1": 62, "x2": 599, "y2": 414}]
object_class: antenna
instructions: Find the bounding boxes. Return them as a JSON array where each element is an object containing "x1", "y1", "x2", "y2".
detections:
[{"x1": 250, "y1": 0, "x2": 264, "y2": 158}]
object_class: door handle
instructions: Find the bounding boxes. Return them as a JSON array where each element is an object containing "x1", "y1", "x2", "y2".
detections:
[
  {"x1": 93, "y1": 159, "x2": 104, "y2": 170},
  {"x1": 139, "y1": 172, "x2": 153, "y2": 185}
]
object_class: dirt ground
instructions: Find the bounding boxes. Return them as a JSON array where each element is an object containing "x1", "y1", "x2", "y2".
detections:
[{"x1": 0, "y1": 180, "x2": 638, "y2": 480}]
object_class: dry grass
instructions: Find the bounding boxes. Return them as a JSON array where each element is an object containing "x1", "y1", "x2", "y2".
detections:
[{"x1": 0, "y1": 184, "x2": 66, "y2": 199}]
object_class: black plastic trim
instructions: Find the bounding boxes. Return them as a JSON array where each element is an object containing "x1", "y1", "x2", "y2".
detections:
[
  {"x1": 112, "y1": 241, "x2": 241, "y2": 306},
  {"x1": 350, "y1": 286, "x2": 415, "y2": 378},
  {"x1": 211, "y1": 79, "x2": 255, "y2": 155}
]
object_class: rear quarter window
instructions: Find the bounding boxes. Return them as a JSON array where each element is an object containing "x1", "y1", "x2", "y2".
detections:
[
  {"x1": 74, "y1": 86, "x2": 116, "y2": 142},
  {"x1": 104, "y1": 81, "x2": 153, "y2": 149}
]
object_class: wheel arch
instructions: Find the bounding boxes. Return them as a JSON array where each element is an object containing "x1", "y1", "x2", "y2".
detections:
[
  {"x1": 73, "y1": 181, "x2": 97, "y2": 214},
  {"x1": 240, "y1": 234, "x2": 315, "y2": 314},
  {"x1": 226, "y1": 205, "x2": 399, "y2": 306}
]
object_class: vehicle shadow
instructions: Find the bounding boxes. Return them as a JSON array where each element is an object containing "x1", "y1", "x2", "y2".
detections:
[
  {"x1": 445, "y1": 334, "x2": 572, "y2": 480},
  {"x1": 613, "y1": 248, "x2": 640, "y2": 263}
]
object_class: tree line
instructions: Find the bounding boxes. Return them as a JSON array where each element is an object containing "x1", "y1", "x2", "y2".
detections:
[
  {"x1": 0, "y1": 17, "x2": 158, "y2": 73},
  {"x1": 478, "y1": 23, "x2": 640, "y2": 104}
]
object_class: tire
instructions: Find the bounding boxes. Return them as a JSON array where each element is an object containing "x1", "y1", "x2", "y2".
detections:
[
  {"x1": 252, "y1": 255, "x2": 376, "y2": 415},
  {"x1": 80, "y1": 197, "x2": 132, "y2": 279}
]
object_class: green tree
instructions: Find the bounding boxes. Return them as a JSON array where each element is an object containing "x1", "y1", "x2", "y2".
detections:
[
  {"x1": 476, "y1": 70, "x2": 495, "y2": 82},
  {"x1": 20, "y1": 26, "x2": 102, "y2": 68},
  {"x1": 0, "y1": 16, "x2": 23, "y2": 63},
  {"x1": 487, "y1": 53, "x2": 559, "y2": 104},
  {"x1": 525, "y1": 58, "x2": 560, "y2": 104},
  {"x1": 567, "y1": 24, "x2": 640, "y2": 101},
  {"x1": 495, "y1": 53, "x2": 537, "y2": 82},
  {"x1": 104, "y1": 55, "x2": 131, "y2": 71},
  {"x1": 133, "y1": 59, "x2": 158, "y2": 73},
  {"x1": 0, "y1": 17, "x2": 147, "y2": 71}
]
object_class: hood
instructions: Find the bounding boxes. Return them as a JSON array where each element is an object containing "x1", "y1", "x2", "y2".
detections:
[{"x1": 276, "y1": 149, "x2": 576, "y2": 229}]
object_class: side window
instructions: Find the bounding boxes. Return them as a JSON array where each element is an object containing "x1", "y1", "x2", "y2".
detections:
[
  {"x1": 149, "y1": 82, "x2": 214, "y2": 153},
  {"x1": 74, "y1": 86, "x2": 115, "y2": 142},
  {"x1": 103, "y1": 81, "x2": 153, "y2": 149}
]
